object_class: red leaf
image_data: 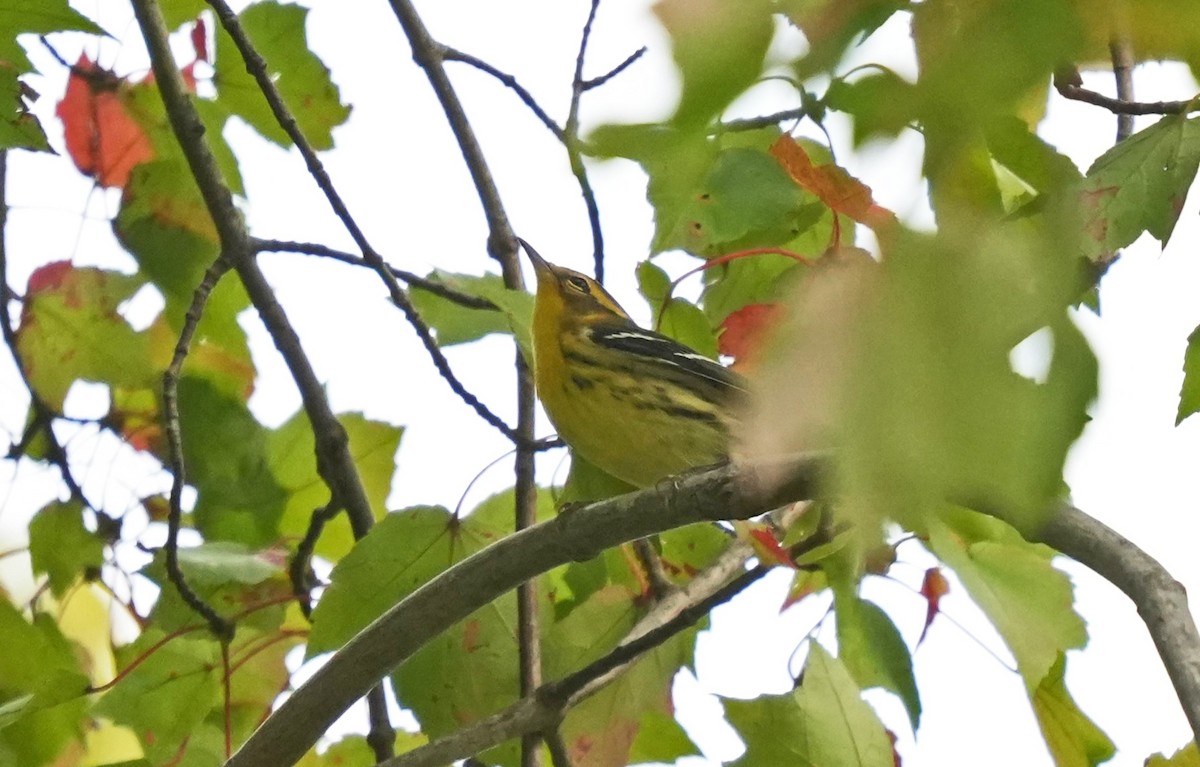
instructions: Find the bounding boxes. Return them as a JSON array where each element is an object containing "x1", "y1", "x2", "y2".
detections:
[
  {"x1": 770, "y1": 134, "x2": 898, "y2": 234},
  {"x1": 918, "y1": 567, "x2": 950, "y2": 645},
  {"x1": 191, "y1": 17, "x2": 209, "y2": 63},
  {"x1": 56, "y1": 56, "x2": 155, "y2": 189},
  {"x1": 719, "y1": 303, "x2": 781, "y2": 373},
  {"x1": 736, "y1": 520, "x2": 796, "y2": 568}
]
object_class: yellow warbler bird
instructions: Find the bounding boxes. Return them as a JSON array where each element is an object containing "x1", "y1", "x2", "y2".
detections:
[{"x1": 520, "y1": 239, "x2": 747, "y2": 488}]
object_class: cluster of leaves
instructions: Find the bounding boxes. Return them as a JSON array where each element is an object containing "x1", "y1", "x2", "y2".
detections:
[{"x1": 4, "y1": 0, "x2": 1200, "y2": 766}]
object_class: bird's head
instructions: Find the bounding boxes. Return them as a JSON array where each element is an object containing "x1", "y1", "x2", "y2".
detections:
[{"x1": 519, "y1": 238, "x2": 631, "y2": 330}]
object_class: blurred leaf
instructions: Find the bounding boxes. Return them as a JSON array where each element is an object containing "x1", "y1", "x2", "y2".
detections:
[
  {"x1": 559, "y1": 451, "x2": 636, "y2": 506},
  {"x1": 213, "y1": 1, "x2": 350, "y2": 149},
  {"x1": 270, "y1": 411, "x2": 402, "y2": 560},
  {"x1": 719, "y1": 303, "x2": 782, "y2": 372},
  {"x1": 824, "y1": 70, "x2": 918, "y2": 143},
  {"x1": 653, "y1": 0, "x2": 773, "y2": 128},
  {"x1": 927, "y1": 508, "x2": 1086, "y2": 689},
  {"x1": 0, "y1": 1, "x2": 105, "y2": 71},
  {"x1": 56, "y1": 57, "x2": 155, "y2": 188},
  {"x1": 1078, "y1": 114, "x2": 1200, "y2": 260},
  {"x1": 28, "y1": 501, "x2": 103, "y2": 597},
  {"x1": 1178, "y1": 324, "x2": 1200, "y2": 424},
  {"x1": 702, "y1": 252, "x2": 808, "y2": 325},
  {"x1": 782, "y1": 0, "x2": 908, "y2": 78},
  {"x1": 0, "y1": 68, "x2": 51, "y2": 151},
  {"x1": 985, "y1": 115, "x2": 1083, "y2": 195},
  {"x1": 15, "y1": 263, "x2": 152, "y2": 409},
  {"x1": 744, "y1": 222, "x2": 1096, "y2": 533},
  {"x1": 832, "y1": 589, "x2": 921, "y2": 728},
  {"x1": 1032, "y1": 654, "x2": 1115, "y2": 767},
  {"x1": 725, "y1": 644, "x2": 893, "y2": 767}
]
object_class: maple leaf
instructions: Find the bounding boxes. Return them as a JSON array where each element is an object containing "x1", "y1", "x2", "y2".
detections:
[
  {"x1": 56, "y1": 56, "x2": 155, "y2": 189},
  {"x1": 718, "y1": 302, "x2": 781, "y2": 373},
  {"x1": 770, "y1": 133, "x2": 898, "y2": 234}
]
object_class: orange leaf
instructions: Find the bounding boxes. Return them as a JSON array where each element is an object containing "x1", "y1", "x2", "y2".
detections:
[
  {"x1": 918, "y1": 567, "x2": 950, "y2": 645},
  {"x1": 719, "y1": 303, "x2": 781, "y2": 373},
  {"x1": 770, "y1": 134, "x2": 897, "y2": 234},
  {"x1": 56, "y1": 56, "x2": 155, "y2": 189}
]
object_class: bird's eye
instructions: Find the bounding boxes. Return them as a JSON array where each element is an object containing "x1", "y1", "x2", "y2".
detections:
[{"x1": 565, "y1": 276, "x2": 590, "y2": 294}]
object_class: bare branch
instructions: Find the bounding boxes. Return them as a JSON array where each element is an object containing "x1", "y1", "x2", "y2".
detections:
[
  {"x1": 442, "y1": 48, "x2": 564, "y2": 139},
  {"x1": 581, "y1": 47, "x2": 646, "y2": 92},
  {"x1": 161, "y1": 257, "x2": 235, "y2": 641},
  {"x1": 1054, "y1": 67, "x2": 1198, "y2": 117}
]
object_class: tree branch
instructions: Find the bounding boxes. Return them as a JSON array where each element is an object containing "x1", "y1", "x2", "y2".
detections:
[
  {"x1": 1053, "y1": 67, "x2": 1197, "y2": 117},
  {"x1": 131, "y1": 0, "x2": 396, "y2": 755},
  {"x1": 226, "y1": 456, "x2": 824, "y2": 767},
  {"x1": 1109, "y1": 37, "x2": 1136, "y2": 141},
  {"x1": 1036, "y1": 504, "x2": 1200, "y2": 744},
  {"x1": 383, "y1": 5, "x2": 542, "y2": 765}
]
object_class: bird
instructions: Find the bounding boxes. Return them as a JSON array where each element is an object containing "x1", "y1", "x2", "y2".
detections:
[{"x1": 520, "y1": 238, "x2": 747, "y2": 489}]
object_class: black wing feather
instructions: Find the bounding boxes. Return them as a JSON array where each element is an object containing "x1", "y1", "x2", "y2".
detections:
[{"x1": 588, "y1": 324, "x2": 747, "y2": 402}]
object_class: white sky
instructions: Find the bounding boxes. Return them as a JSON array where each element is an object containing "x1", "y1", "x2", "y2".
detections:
[{"x1": 2, "y1": 2, "x2": 1199, "y2": 766}]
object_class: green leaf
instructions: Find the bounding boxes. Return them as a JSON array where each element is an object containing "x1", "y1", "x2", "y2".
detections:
[
  {"x1": 0, "y1": 67, "x2": 51, "y2": 152},
  {"x1": 985, "y1": 116, "x2": 1083, "y2": 195},
  {"x1": 1079, "y1": 114, "x2": 1200, "y2": 260},
  {"x1": 14, "y1": 263, "x2": 152, "y2": 409},
  {"x1": 725, "y1": 644, "x2": 893, "y2": 767},
  {"x1": 626, "y1": 710, "x2": 701, "y2": 764},
  {"x1": 833, "y1": 590, "x2": 921, "y2": 729},
  {"x1": 140, "y1": 541, "x2": 291, "y2": 632},
  {"x1": 653, "y1": 0, "x2": 774, "y2": 128},
  {"x1": 660, "y1": 147, "x2": 811, "y2": 257},
  {"x1": 213, "y1": 1, "x2": 350, "y2": 149},
  {"x1": 308, "y1": 490, "x2": 553, "y2": 655},
  {"x1": 702, "y1": 252, "x2": 806, "y2": 325},
  {"x1": 1031, "y1": 654, "x2": 1115, "y2": 767},
  {"x1": 178, "y1": 376, "x2": 289, "y2": 546},
  {"x1": 825, "y1": 71, "x2": 918, "y2": 144},
  {"x1": 927, "y1": 508, "x2": 1086, "y2": 689},
  {"x1": 0, "y1": 0, "x2": 105, "y2": 71},
  {"x1": 28, "y1": 501, "x2": 104, "y2": 597},
  {"x1": 1178, "y1": 323, "x2": 1200, "y2": 424},
  {"x1": 657, "y1": 298, "x2": 719, "y2": 359},
  {"x1": 408, "y1": 271, "x2": 533, "y2": 361},
  {"x1": 547, "y1": 587, "x2": 697, "y2": 767},
  {"x1": 0, "y1": 602, "x2": 89, "y2": 767},
  {"x1": 783, "y1": 0, "x2": 907, "y2": 80},
  {"x1": 270, "y1": 411, "x2": 402, "y2": 560},
  {"x1": 95, "y1": 631, "x2": 221, "y2": 764},
  {"x1": 409, "y1": 273, "x2": 511, "y2": 346}
]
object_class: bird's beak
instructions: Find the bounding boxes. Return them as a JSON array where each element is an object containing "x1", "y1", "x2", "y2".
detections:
[{"x1": 517, "y1": 237, "x2": 552, "y2": 278}]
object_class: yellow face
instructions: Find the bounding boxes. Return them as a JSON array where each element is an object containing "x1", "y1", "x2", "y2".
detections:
[{"x1": 522, "y1": 242, "x2": 630, "y2": 331}]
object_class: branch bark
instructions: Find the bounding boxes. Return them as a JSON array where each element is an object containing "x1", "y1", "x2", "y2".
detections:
[{"x1": 225, "y1": 457, "x2": 825, "y2": 767}]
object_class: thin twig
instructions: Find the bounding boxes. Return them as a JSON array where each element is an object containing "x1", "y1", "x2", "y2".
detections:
[
  {"x1": 161, "y1": 257, "x2": 235, "y2": 641},
  {"x1": 442, "y1": 47, "x2": 564, "y2": 140},
  {"x1": 208, "y1": 0, "x2": 522, "y2": 459},
  {"x1": 289, "y1": 501, "x2": 340, "y2": 618},
  {"x1": 384, "y1": 5, "x2": 541, "y2": 767},
  {"x1": 1053, "y1": 67, "x2": 1196, "y2": 116},
  {"x1": 581, "y1": 47, "x2": 646, "y2": 91},
  {"x1": 565, "y1": 0, "x2": 606, "y2": 284},
  {"x1": 134, "y1": 0, "x2": 395, "y2": 755},
  {"x1": 720, "y1": 107, "x2": 808, "y2": 132},
  {"x1": 1109, "y1": 37, "x2": 1136, "y2": 141},
  {"x1": 255, "y1": 238, "x2": 496, "y2": 310},
  {"x1": 0, "y1": 152, "x2": 96, "y2": 514},
  {"x1": 632, "y1": 538, "x2": 675, "y2": 600}
]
